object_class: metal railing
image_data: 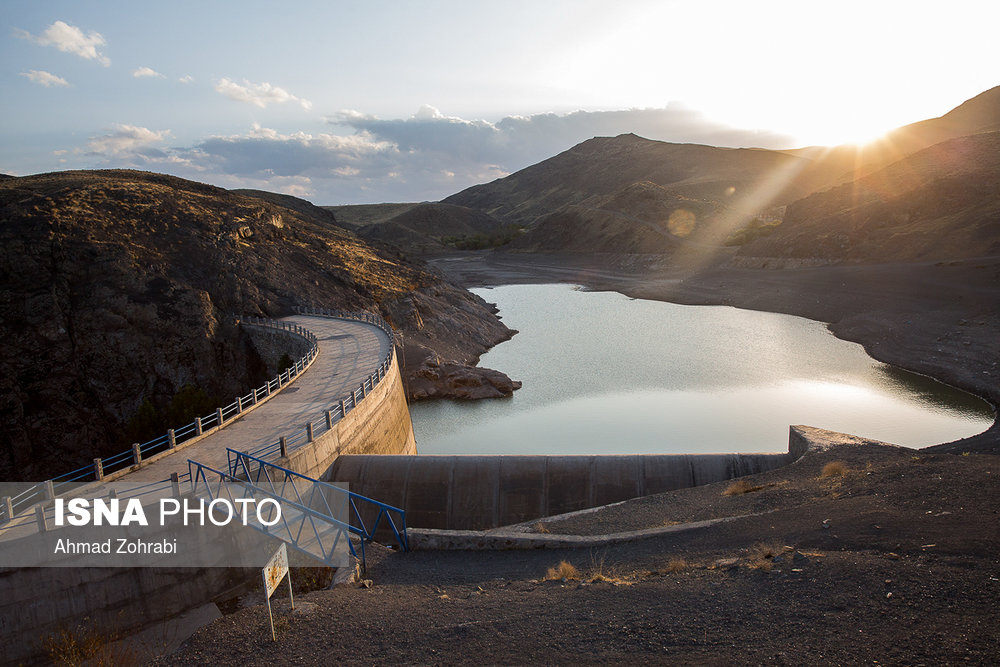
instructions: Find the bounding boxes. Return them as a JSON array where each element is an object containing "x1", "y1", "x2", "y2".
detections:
[
  {"x1": 227, "y1": 449, "x2": 408, "y2": 557},
  {"x1": 0, "y1": 472, "x2": 192, "y2": 536},
  {"x1": 0, "y1": 316, "x2": 317, "y2": 524},
  {"x1": 242, "y1": 307, "x2": 396, "y2": 463},
  {"x1": 190, "y1": 454, "x2": 406, "y2": 569}
]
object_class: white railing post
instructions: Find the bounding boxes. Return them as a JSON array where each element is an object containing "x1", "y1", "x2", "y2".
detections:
[
  {"x1": 44, "y1": 480, "x2": 55, "y2": 501},
  {"x1": 216, "y1": 407, "x2": 224, "y2": 427},
  {"x1": 2, "y1": 496, "x2": 13, "y2": 523},
  {"x1": 279, "y1": 437, "x2": 287, "y2": 458},
  {"x1": 35, "y1": 505, "x2": 48, "y2": 532},
  {"x1": 339, "y1": 399, "x2": 346, "y2": 415},
  {"x1": 132, "y1": 443, "x2": 142, "y2": 466},
  {"x1": 306, "y1": 422, "x2": 314, "y2": 443},
  {"x1": 168, "y1": 429, "x2": 176, "y2": 449},
  {"x1": 93, "y1": 458, "x2": 104, "y2": 481},
  {"x1": 237, "y1": 396, "x2": 243, "y2": 413},
  {"x1": 171, "y1": 472, "x2": 181, "y2": 498},
  {"x1": 195, "y1": 417, "x2": 203, "y2": 436},
  {"x1": 325, "y1": 410, "x2": 333, "y2": 429}
]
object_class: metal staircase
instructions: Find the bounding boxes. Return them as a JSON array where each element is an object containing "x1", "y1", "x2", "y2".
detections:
[{"x1": 187, "y1": 451, "x2": 407, "y2": 569}]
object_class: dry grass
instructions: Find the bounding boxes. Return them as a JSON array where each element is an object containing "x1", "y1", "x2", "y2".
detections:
[
  {"x1": 545, "y1": 560, "x2": 580, "y2": 581},
  {"x1": 820, "y1": 461, "x2": 848, "y2": 478},
  {"x1": 44, "y1": 622, "x2": 140, "y2": 667},
  {"x1": 532, "y1": 522, "x2": 550, "y2": 534},
  {"x1": 663, "y1": 558, "x2": 689, "y2": 573},
  {"x1": 723, "y1": 479, "x2": 765, "y2": 496},
  {"x1": 747, "y1": 542, "x2": 787, "y2": 572}
]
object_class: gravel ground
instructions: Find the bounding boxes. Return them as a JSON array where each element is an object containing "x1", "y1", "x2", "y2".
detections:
[{"x1": 161, "y1": 443, "x2": 1000, "y2": 665}]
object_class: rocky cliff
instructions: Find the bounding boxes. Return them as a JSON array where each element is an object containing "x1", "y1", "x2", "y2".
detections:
[{"x1": 0, "y1": 170, "x2": 515, "y2": 481}]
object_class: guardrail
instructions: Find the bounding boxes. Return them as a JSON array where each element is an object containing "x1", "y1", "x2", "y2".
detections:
[
  {"x1": 0, "y1": 316, "x2": 317, "y2": 524},
  {"x1": 0, "y1": 471, "x2": 193, "y2": 536},
  {"x1": 228, "y1": 448, "x2": 408, "y2": 555},
  {"x1": 240, "y1": 307, "x2": 396, "y2": 463},
  {"x1": 188, "y1": 458, "x2": 358, "y2": 568}
]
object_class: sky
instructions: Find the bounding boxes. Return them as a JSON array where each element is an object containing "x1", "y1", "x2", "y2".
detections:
[{"x1": 2, "y1": 0, "x2": 998, "y2": 204}]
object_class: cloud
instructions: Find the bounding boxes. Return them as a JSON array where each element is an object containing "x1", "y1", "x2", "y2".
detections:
[
  {"x1": 330, "y1": 104, "x2": 795, "y2": 171},
  {"x1": 171, "y1": 121, "x2": 506, "y2": 203},
  {"x1": 20, "y1": 70, "x2": 69, "y2": 87},
  {"x1": 214, "y1": 78, "x2": 312, "y2": 110},
  {"x1": 178, "y1": 75, "x2": 194, "y2": 84},
  {"x1": 132, "y1": 66, "x2": 164, "y2": 79},
  {"x1": 16, "y1": 20, "x2": 110, "y2": 66},
  {"x1": 63, "y1": 105, "x2": 798, "y2": 204},
  {"x1": 86, "y1": 124, "x2": 171, "y2": 156}
]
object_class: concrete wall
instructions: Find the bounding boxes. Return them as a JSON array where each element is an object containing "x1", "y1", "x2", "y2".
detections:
[
  {"x1": 279, "y1": 349, "x2": 417, "y2": 480},
  {"x1": 329, "y1": 448, "x2": 798, "y2": 531},
  {"x1": 244, "y1": 326, "x2": 312, "y2": 376}
]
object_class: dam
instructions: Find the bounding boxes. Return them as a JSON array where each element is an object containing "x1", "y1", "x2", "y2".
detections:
[{"x1": 3, "y1": 296, "x2": 989, "y2": 663}]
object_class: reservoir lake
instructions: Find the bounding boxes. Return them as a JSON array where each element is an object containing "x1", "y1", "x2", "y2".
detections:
[{"x1": 410, "y1": 284, "x2": 994, "y2": 455}]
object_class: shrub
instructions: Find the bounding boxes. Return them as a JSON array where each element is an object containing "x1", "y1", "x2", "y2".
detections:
[
  {"x1": 820, "y1": 461, "x2": 848, "y2": 478},
  {"x1": 664, "y1": 558, "x2": 689, "y2": 573},
  {"x1": 545, "y1": 560, "x2": 580, "y2": 581}
]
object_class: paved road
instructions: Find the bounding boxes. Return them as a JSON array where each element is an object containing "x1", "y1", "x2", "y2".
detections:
[{"x1": 123, "y1": 315, "x2": 391, "y2": 483}]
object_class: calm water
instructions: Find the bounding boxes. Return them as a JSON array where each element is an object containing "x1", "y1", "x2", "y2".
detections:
[{"x1": 410, "y1": 284, "x2": 994, "y2": 455}]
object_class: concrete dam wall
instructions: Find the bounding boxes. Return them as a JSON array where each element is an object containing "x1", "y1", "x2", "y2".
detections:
[
  {"x1": 329, "y1": 436, "x2": 805, "y2": 531},
  {"x1": 284, "y1": 349, "x2": 417, "y2": 480}
]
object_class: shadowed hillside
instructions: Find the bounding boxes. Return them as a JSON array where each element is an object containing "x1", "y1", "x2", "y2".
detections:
[
  {"x1": 0, "y1": 170, "x2": 516, "y2": 481},
  {"x1": 443, "y1": 134, "x2": 833, "y2": 232},
  {"x1": 438, "y1": 87, "x2": 1000, "y2": 263},
  {"x1": 359, "y1": 202, "x2": 515, "y2": 254},
  {"x1": 740, "y1": 131, "x2": 1000, "y2": 263}
]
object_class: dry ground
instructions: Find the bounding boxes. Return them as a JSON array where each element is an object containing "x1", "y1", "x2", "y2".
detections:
[{"x1": 162, "y1": 443, "x2": 1000, "y2": 665}]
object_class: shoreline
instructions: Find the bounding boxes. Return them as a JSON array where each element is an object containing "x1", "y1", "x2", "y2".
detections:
[{"x1": 428, "y1": 251, "x2": 1000, "y2": 454}]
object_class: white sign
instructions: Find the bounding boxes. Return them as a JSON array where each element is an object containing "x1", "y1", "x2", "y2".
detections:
[
  {"x1": 263, "y1": 542, "x2": 289, "y2": 598},
  {"x1": 262, "y1": 543, "x2": 294, "y2": 640}
]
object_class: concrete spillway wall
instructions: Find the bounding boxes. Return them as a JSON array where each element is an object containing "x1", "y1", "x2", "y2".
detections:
[{"x1": 329, "y1": 433, "x2": 806, "y2": 530}]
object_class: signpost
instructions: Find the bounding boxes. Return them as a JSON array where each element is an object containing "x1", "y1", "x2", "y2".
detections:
[{"x1": 262, "y1": 542, "x2": 294, "y2": 641}]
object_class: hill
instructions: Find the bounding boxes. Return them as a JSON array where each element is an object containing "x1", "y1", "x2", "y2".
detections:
[
  {"x1": 323, "y1": 203, "x2": 419, "y2": 230},
  {"x1": 782, "y1": 85, "x2": 1000, "y2": 189},
  {"x1": 0, "y1": 170, "x2": 516, "y2": 481},
  {"x1": 358, "y1": 202, "x2": 514, "y2": 254},
  {"x1": 444, "y1": 134, "x2": 834, "y2": 231},
  {"x1": 740, "y1": 131, "x2": 1000, "y2": 263},
  {"x1": 439, "y1": 86, "x2": 1000, "y2": 262},
  {"x1": 231, "y1": 188, "x2": 347, "y2": 230}
]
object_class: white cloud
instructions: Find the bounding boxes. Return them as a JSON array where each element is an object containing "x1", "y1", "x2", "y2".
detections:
[
  {"x1": 59, "y1": 105, "x2": 798, "y2": 204},
  {"x1": 86, "y1": 124, "x2": 171, "y2": 156},
  {"x1": 214, "y1": 78, "x2": 312, "y2": 110},
  {"x1": 132, "y1": 66, "x2": 164, "y2": 79},
  {"x1": 20, "y1": 70, "x2": 69, "y2": 87},
  {"x1": 16, "y1": 20, "x2": 110, "y2": 66},
  {"x1": 178, "y1": 75, "x2": 194, "y2": 84}
]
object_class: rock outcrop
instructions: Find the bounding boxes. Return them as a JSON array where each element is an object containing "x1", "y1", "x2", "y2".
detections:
[{"x1": 0, "y1": 169, "x2": 515, "y2": 481}]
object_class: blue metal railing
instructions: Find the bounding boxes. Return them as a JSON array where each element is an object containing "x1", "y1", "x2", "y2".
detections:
[
  {"x1": 226, "y1": 449, "x2": 408, "y2": 555},
  {"x1": 189, "y1": 458, "x2": 362, "y2": 567},
  {"x1": 241, "y1": 307, "x2": 397, "y2": 464},
  {"x1": 0, "y1": 471, "x2": 191, "y2": 535}
]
